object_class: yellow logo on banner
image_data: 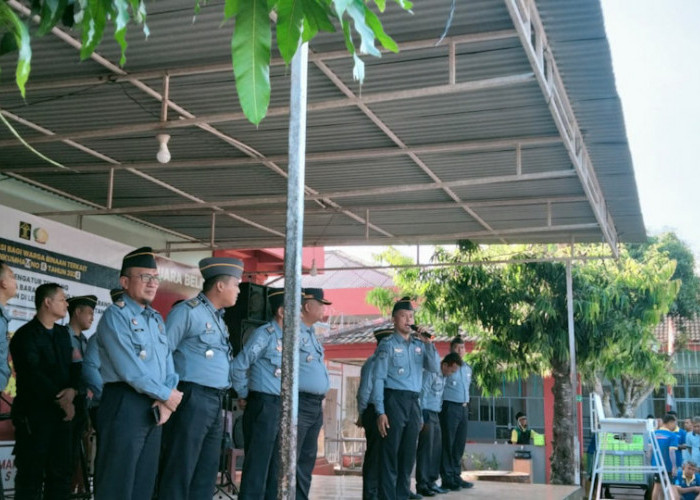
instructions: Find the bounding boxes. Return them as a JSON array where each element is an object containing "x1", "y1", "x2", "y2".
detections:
[{"x1": 18, "y1": 222, "x2": 31, "y2": 240}]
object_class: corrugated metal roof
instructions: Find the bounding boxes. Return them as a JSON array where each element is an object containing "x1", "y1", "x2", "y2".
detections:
[{"x1": 0, "y1": 0, "x2": 645, "y2": 250}]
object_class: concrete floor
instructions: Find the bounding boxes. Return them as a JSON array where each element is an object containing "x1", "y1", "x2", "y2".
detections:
[{"x1": 214, "y1": 475, "x2": 583, "y2": 500}]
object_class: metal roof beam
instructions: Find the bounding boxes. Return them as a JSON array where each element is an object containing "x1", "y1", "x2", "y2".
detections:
[
  {"x1": 32, "y1": 169, "x2": 578, "y2": 217},
  {"x1": 0, "y1": 72, "x2": 535, "y2": 148},
  {"x1": 1, "y1": 136, "x2": 562, "y2": 175},
  {"x1": 312, "y1": 57, "x2": 508, "y2": 243},
  {"x1": 111, "y1": 196, "x2": 588, "y2": 216},
  {"x1": 505, "y1": 0, "x2": 619, "y2": 256},
  {"x1": 0, "y1": 30, "x2": 517, "y2": 93},
  {"x1": 149, "y1": 222, "x2": 601, "y2": 252}
]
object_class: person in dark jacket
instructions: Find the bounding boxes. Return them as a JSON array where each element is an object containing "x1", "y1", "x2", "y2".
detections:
[{"x1": 10, "y1": 282, "x2": 80, "y2": 500}]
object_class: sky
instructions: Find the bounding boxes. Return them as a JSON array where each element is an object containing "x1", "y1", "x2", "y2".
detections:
[{"x1": 601, "y1": 1, "x2": 700, "y2": 258}]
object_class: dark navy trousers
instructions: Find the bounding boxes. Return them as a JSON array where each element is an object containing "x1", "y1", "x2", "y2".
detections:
[
  {"x1": 296, "y1": 392, "x2": 324, "y2": 500},
  {"x1": 158, "y1": 382, "x2": 224, "y2": 500},
  {"x1": 378, "y1": 389, "x2": 421, "y2": 500},
  {"x1": 361, "y1": 404, "x2": 380, "y2": 500},
  {"x1": 95, "y1": 383, "x2": 161, "y2": 500},
  {"x1": 13, "y1": 413, "x2": 72, "y2": 500},
  {"x1": 239, "y1": 392, "x2": 281, "y2": 500},
  {"x1": 439, "y1": 401, "x2": 469, "y2": 486},
  {"x1": 416, "y1": 409, "x2": 441, "y2": 490}
]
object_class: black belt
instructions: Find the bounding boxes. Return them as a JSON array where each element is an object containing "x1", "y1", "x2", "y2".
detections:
[
  {"x1": 299, "y1": 392, "x2": 325, "y2": 401},
  {"x1": 178, "y1": 381, "x2": 227, "y2": 396},
  {"x1": 444, "y1": 400, "x2": 469, "y2": 407},
  {"x1": 385, "y1": 388, "x2": 420, "y2": 399},
  {"x1": 248, "y1": 391, "x2": 281, "y2": 400}
]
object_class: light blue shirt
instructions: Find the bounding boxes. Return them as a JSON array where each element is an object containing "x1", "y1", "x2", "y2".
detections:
[
  {"x1": 686, "y1": 431, "x2": 700, "y2": 465},
  {"x1": 0, "y1": 303, "x2": 11, "y2": 392},
  {"x1": 231, "y1": 320, "x2": 283, "y2": 398},
  {"x1": 357, "y1": 354, "x2": 376, "y2": 414},
  {"x1": 298, "y1": 323, "x2": 329, "y2": 395},
  {"x1": 371, "y1": 332, "x2": 439, "y2": 415},
  {"x1": 420, "y1": 352, "x2": 445, "y2": 412},
  {"x1": 96, "y1": 294, "x2": 178, "y2": 401},
  {"x1": 167, "y1": 293, "x2": 232, "y2": 390},
  {"x1": 82, "y1": 334, "x2": 103, "y2": 406},
  {"x1": 443, "y1": 363, "x2": 471, "y2": 404}
]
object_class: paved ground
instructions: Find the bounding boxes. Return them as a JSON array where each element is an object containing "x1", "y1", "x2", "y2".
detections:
[{"x1": 214, "y1": 474, "x2": 583, "y2": 499}]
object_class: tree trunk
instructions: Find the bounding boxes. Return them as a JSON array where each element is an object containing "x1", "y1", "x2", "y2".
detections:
[
  {"x1": 550, "y1": 358, "x2": 576, "y2": 484},
  {"x1": 593, "y1": 375, "x2": 614, "y2": 417}
]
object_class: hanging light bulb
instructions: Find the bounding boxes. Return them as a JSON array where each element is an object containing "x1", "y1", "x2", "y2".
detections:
[
  {"x1": 156, "y1": 134, "x2": 171, "y2": 164},
  {"x1": 310, "y1": 258, "x2": 318, "y2": 277}
]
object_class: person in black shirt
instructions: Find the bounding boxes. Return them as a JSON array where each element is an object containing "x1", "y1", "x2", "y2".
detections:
[{"x1": 10, "y1": 283, "x2": 80, "y2": 500}]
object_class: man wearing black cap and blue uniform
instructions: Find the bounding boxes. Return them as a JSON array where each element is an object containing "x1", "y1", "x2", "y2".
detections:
[
  {"x1": 94, "y1": 247, "x2": 182, "y2": 500},
  {"x1": 357, "y1": 326, "x2": 393, "y2": 500},
  {"x1": 158, "y1": 256, "x2": 244, "y2": 499},
  {"x1": 440, "y1": 336, "x2": 473, "y2": 491},
  {"x1": 371, "y1": 297, "x2": 439, "y2": 500},
  {"x1": 66, "y1": 294, "x2": 97, "y2": 494},
  {"x1": 231, "y1": 287, "x2": 287, "y2": 499},
  {"x1": 297, "y1": 288, "x2": 331, "y2": 500}
]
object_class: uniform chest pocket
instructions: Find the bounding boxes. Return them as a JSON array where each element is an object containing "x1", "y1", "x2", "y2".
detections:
[
  {"x1": 130, "y1": 334, "x2": 151, "y2": 361},
  {"x1": 198, "y1": 330, "x2": 225, "y2": 349},
  {"x1": 431, "y1": 378, "x2": 444, "y2": 392},
  {"x1": 265, "y1": 348, "x2": 282, "y2": 367},
  {"x1": 390, "y1": 351, "x2": 407, "y2": 377}
]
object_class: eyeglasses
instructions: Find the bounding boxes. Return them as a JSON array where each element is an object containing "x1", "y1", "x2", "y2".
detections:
[{"x1": 128, "y1": 274, "x2": 160, "y2": 284}]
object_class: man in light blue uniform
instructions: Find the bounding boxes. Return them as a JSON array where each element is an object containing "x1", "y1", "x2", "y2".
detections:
[
  {"x1": 95, "y1": 247, "x2": 182, "y2": 500},
  {"x1": 440, "y1": 336, "x2": 473, "y2": 491},
  {"x1": 357, "y1": 327, "x2": 393, "y2": 500},
  {"x1": 231, "y1": 287, "x2": 286, "y2": 500},
  {"x1": 371, "y1": 297, "x2": 439, "y2": 500},
  {"x1": 0, "y1": 260, "x2": 16, "y2": 394},
  {"x1": 66, "y1": 294, "x2": 97, "y2": 495},
  {"x1": 297, "y1": 288, "x2": 331, "y2": 500},
  {"x1": 83, "y1": 290, "x2": 121, "y2": 432},
  {"x1": 0, "y1": 260, "x2": 16, "y2": 500},
  {"x1": 159, "y1": 256, "x2": 244, "y2": 499},
  {"x1": 415, "y1": 352, "x2": 463, "y2": 497}
]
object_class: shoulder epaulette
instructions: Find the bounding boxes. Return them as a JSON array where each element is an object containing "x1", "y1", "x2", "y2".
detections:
[
  {"x1": 265, "y1": 324, "x2": 276, "y2": 335},
  {"x1": 186, "y1": 298, "x2": 200, "y2": 308}
]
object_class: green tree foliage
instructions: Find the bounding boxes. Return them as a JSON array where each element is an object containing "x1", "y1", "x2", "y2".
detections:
[
  {"x1": 367, "y1": 239, "x2": 693, "y2": 484},
  {"x1": 0, "y1": 0, "x2": 411, "y2": 124}
]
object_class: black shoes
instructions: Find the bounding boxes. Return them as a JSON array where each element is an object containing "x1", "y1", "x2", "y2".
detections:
[
  {"x1": 416, "y1": 486, "x2": 436, "y2": 497},
  {"x1": 458, "y1": 479, "x2": 474, "y2": 489},
  {"x1": 408, "y1": 492, "x2": 424, "y2": 499},
  {"x1": 441, "y1": 482, "x2": 461, "y2": 491},
  {"x1": 430, "y1": 484, "x2": 449, "y2": 494}
]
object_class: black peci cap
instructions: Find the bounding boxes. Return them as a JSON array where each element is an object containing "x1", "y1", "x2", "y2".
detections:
[{"x1": 121, "y1": 247, "x2": 157, "y2": 275}]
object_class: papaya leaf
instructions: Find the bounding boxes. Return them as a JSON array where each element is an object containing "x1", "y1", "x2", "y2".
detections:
[
  {"x1": 0, "y1": 2, "x2": 32, "y2": 97},
  {"x1": 37, "y1": 0, "x2": 67, "y2": 36},
  {"x1": 352, "y1": 52, "x2": 364, "y2": 81},
  {"x1": 231, "y1": 0, "x2": 271, "y2": 125},
  {"x1": 372, "y1": 0, "x2": 386, "y2": 13},
  {"x1": 113, "y1": 0, "x2": 130, "y2": 66},
  {"x1": 61, "y1": 1, "x2": 75, "y2": 27},
  {"x1": 301, "y1": 0, "x2": 335, "y2": 33},
  {"x1": 0, "y1": 32, "x2": 18, "y2": 56},
  {"x1": 276, "y1": 0, "x2": 303, "y2": 64},
  {"x1": 364, "y1": 5, "x2": 397, "y2": 52},
  {"x1": 393, "y1": 0, "x2": 413, "y2": 13},
  {"x1": 345, "y1": 1, "x2": 379, "y2": 57},
  {"x1": 301, "y1": 16, "x2": 316, "y2": 43},
  {"x1": 224, "y1": 0, "x2": 239, "y2": 21},
  {"x1": 80, "y1": 0, "x2": 109, "y2": 60}
]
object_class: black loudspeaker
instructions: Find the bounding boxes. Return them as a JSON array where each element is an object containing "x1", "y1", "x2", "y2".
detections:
[{"x1": 225, "y1": 283, "x2": 268, "y2": 355}]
